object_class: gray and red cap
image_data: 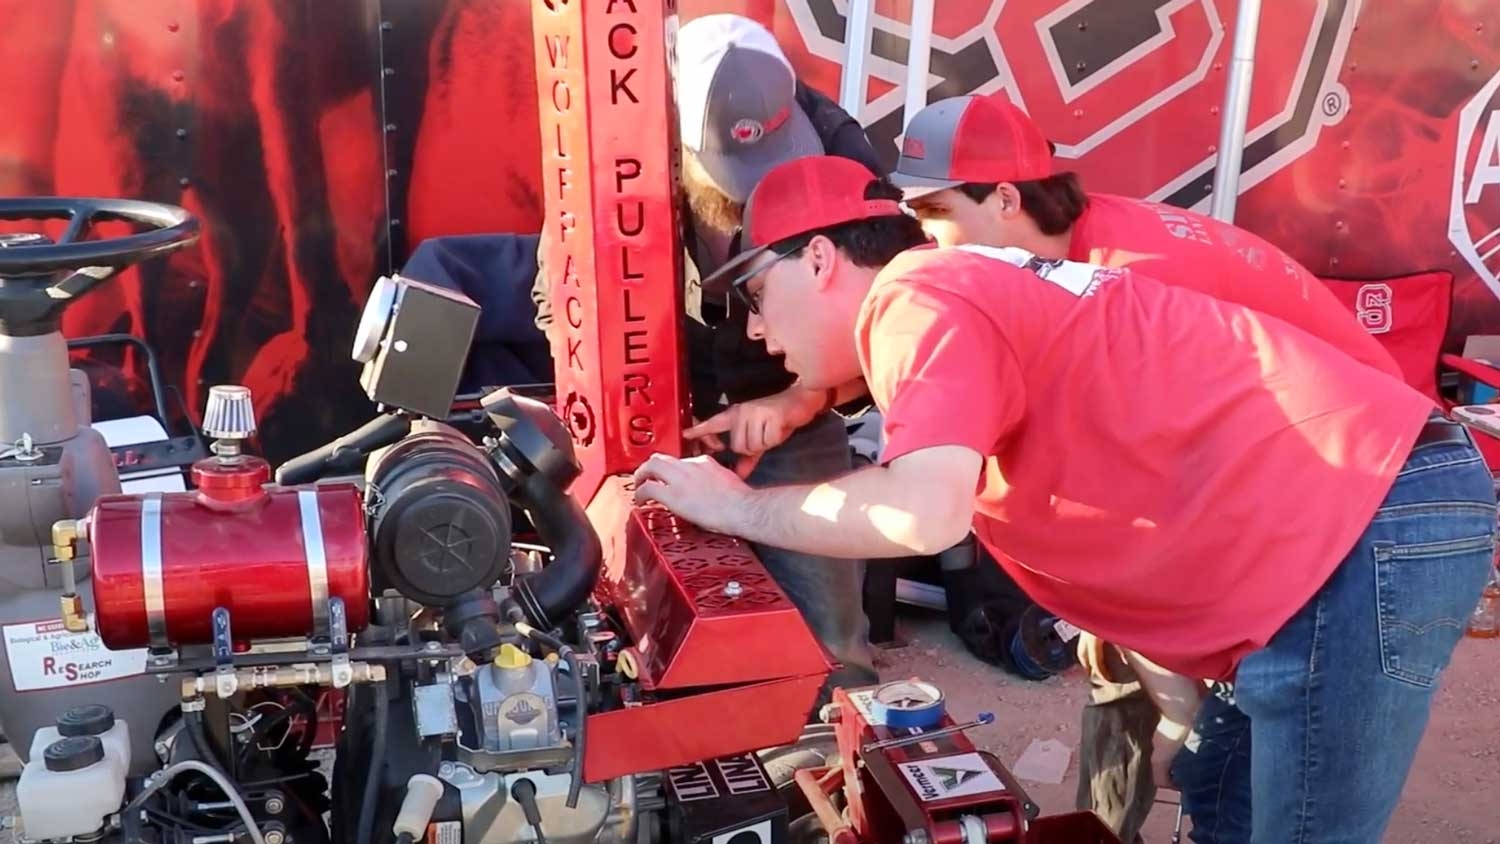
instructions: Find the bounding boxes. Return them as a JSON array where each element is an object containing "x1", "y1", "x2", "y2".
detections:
[
  {"x1": 677, "y1": 14, "x2": 823, "y2": 203},
  {"x1": 890, "y1": 94, "x2": 1054, "y2": 200},
  {"x1": 700, "y1": 156, "x2": 906, "y2": 295}
]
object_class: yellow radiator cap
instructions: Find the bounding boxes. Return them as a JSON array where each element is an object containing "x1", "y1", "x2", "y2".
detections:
[{"x1": 494, "y1": 643, "x2": 533, "y2": 669}]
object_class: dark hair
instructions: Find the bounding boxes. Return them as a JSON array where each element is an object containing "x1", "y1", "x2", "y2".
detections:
[
  {"x1": 957, "y1": 172, "x2": 1088, "y2": 236},
  {"x1": 771, "y1": 177, "x2": 929, "y2": 267}
]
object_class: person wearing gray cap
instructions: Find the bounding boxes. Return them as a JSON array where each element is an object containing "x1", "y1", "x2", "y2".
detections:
[{"x1": 531, "y1": 13, "x2": 883, "y2": 701}]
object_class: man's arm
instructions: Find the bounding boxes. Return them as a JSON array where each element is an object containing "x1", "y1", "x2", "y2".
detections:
[
  {"x1": 1120, "y1": 647, "x2": 1209, "y2": 786},
  {"x1": 633, "y1": 444, "x2": 981, "y2": 559},
  {"x1": 683, "y1": 376, "x2": 872, "y2": 459}
]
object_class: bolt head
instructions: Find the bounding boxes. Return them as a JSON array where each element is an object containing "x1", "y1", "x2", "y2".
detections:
[
  {"x1": 723, "y1": 580, "x2": 743, "y2": 598},
  {"x1": 265, "y1": 831, "x2": 286, "y2": 844}
]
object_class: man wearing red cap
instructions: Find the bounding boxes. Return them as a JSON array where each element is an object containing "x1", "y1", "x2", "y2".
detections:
[
  {"x1": 888, "y1": 93, "x2": 1410, "y2": 843},
  {"x1": 632, "y1": 154, "x2": 1496, "y2": 844},
  {"x1": 888, "y1": 93, "x2": 1399, "y2": 380}
]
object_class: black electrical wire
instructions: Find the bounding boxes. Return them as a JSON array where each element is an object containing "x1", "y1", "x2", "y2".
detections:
[
  {"x1": 510, "y1": 778, "x2": 549, "y2": 844},
  {"x1": 357, "y1": 679, "x2": 390, "y2": 844},
  {"x1": 515, "y1": 622, "x2": 586, "y2": 809}
]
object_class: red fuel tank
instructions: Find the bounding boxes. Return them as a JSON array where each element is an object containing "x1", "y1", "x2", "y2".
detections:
[{"x1": 88, "y1": 457, "x2": 370, "y2": 651}]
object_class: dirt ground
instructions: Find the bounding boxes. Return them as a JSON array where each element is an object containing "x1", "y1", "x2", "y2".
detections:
[{"x1": 2, "y1": 610, "x2": 1494, "y2": 843}]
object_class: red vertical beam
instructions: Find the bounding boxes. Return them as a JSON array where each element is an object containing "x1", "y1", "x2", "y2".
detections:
[{"x1": 532, "y1": 0, "x2": 687, "y2": 504}]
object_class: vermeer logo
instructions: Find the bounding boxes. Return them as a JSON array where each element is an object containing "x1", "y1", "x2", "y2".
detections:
[
  {"x1": 896, "y1": 752, "x2": 1006, "y2": 802},
  {"x1": 1450, "y1": 68, "x2": 1500, "y2": 298}
]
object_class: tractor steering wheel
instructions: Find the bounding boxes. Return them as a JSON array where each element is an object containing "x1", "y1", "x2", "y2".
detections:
[{"x1": 0, "y1": 198, "x2": 200, "y2": 333}]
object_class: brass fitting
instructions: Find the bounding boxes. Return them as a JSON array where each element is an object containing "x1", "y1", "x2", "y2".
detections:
[
  {"x1": 179, "y1": 661, "x2": 387, "y2": 698},
  {"x1": 59, "y1": 594, "x2": 88, "y2": 633},
  {"x1": 52, "y1": 520, "x2": 89, "y2": 633},
  {"x1": 51, "y1": 519, "x2": 81, "y2": 562}
]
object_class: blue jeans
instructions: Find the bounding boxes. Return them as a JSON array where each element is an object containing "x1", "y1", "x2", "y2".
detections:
[
  {"x1": 1172, "y1": 685, "x2": 1253, "y2": 844},
  {"x1": 745, "y1": 411, "x2": 878, "y2": 694},
  {"x1": 1229, "y1": 416, "x2": 1495, "y2": 843}
]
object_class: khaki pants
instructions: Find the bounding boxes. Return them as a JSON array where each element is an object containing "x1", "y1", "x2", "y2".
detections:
[{"x1": 1074, "y1": 638, "x2": 1159, "y2": 844}]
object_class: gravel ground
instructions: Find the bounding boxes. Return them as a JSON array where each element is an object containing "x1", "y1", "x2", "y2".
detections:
[{"x1": 3, "y1": 611, "x2": 1495, "y2": 843}]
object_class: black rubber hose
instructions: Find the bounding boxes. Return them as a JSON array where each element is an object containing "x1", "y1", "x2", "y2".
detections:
[
  {"x1": 357, "y1": 680, "x2": 390, "y2": 844},
  {"x1": 275, "y1": 413, "x2": 411, "y2": 486},
  {"x1": 184, "y1": 709, "x2": 220, "y2": 770},
  {"x1": 560, "y1": 648, "x2": 586, "y2": 809},
  {"x1": 507, "y1": 473, "x2": 602, "y2": 630},
  {"x1": 513, "y1": 623, "x2": 586, "y2": 809}
]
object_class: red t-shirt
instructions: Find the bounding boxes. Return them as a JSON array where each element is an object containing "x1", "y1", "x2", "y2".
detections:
[
  {"x1": 1068, "y1": 194, "x2": 1402, "y2": 380},
  {"x1": 857, "y1": 245, "x2": 1434, "y2": 680}
]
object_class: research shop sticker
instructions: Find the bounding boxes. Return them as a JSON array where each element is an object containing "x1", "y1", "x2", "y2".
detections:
[
  {"x1": 3, "y1": 617, "x2": 149, "y2": 691},
  {"x1": 898, "y1": 752, "x2": 1006, "y2": 802}
]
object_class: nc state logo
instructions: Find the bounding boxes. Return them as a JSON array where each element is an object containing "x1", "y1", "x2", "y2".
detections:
[
  {"x1": 731, "y1": 118, "x2": 765, "y2": 144},
  {"x1": 786, "y1": 0, "x2": 1358, "y2": 209},
  {"x1": 1354, "y1": 283, "x2": 1394, "y2": 335},
  {"x1": 1450, "y1": 68, "x2": 1500, "y2": 298}
]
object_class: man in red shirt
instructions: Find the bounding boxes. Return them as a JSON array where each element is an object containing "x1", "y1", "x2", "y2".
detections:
[
  {"x1": 890, "y1": 93, "x2": 1400, "y2": 380},
  {"x1": 887, "y1": 93, "x2": 1405, "y2": 843},
  {"x1": 633, "y1": 156, "x2": 1496, "y2": 844}
]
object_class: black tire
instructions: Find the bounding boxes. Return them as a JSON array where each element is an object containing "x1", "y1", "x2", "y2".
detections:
[{"x1": 757, "y1": 724, "x2": 841, "y2": 820}]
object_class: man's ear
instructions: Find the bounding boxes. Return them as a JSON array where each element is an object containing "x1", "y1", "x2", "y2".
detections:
[
  {"x1": 996, "y1": 183, "x2": 1024, "y2": 218},
  {"x1": 809, "y1": 235, "x2": 840, "y2": 291}
]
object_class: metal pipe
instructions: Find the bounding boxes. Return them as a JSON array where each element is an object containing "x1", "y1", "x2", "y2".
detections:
[
  {"x1": 903, "y1": 0, "x2": 936, "y2": 129},
  {"x1": 838, "y1": 0, "x2": 876, "y2": 118},
  {"x1": 794, "y1": 767, "x2": 859, "y2": 844},
  {"x1": 1209, "y1": 0, "x2": 1263, "y2": 223}
]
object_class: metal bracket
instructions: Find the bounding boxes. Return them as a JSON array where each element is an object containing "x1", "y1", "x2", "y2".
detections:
[
  {"x1": 211, "y1": 607, "x2": 238, "y2": 699},
  {"x1": 329, "y1": 598, "x2": 353, "y2": 689}
]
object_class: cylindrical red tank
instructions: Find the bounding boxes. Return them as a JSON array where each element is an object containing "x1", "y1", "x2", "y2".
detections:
[{"x1": 88, "y1": 457, "x2": 369, "y2": 651}]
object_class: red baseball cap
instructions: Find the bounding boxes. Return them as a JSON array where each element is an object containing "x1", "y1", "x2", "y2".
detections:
[
  {"x1": 701, "y1": 156, "x2": 905, "y2": 294},
  {"x1": 890, "y1": 94, "x2": 1054, "y2": 200}
]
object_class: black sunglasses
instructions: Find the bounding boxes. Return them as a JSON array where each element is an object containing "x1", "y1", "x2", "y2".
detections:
[{"x1": 728, "y1": 247, "x2": 799, "y2": 315}]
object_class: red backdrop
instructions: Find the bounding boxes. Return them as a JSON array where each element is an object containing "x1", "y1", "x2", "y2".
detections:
[{"x1": 1, "y1": 0, "x2": 1497, "y2": 461}]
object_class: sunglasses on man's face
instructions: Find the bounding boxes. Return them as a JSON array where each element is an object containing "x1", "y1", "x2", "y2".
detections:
[{"x1": 729, "y1": 249, "x2": 797, "y2": 315}]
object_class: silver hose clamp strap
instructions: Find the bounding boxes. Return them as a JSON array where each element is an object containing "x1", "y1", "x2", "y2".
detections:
[
  {"x1": 298, "y1": 489, "x2": 331, "y2": 638},
  {"x1": 140, "y1": 495, "x2": 169, "y2": 649}
]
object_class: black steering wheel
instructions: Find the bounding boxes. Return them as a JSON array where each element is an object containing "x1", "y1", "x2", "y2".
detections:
[{"x1": 0, "y1": 198, "x2": 200, "y2": 334}]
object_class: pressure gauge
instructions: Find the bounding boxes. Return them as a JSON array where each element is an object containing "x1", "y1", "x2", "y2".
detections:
[
  {"x1": 871, "y1": 679, "x2": 947, "y2": 729},
  {"x1": 352, "y1": 275, "x2": 398, "y2": 364}
]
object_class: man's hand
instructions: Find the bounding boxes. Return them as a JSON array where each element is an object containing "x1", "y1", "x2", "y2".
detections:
[
  {"x1": 632, "y1": 454, "x2": 753, "y2": 535},
  {"x1": 684, "y1": 384, "x2": 829, "y2": 465}
]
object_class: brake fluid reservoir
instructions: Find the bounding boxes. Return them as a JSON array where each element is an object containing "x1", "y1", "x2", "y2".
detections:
[
  {"x1": 27, "y1": 705, "x2": 132, "y2": 775},
  {"x1": 16, "y1": 735, "x2": 127, "y2": 841}
]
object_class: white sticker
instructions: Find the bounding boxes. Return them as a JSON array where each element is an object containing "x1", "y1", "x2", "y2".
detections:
[
  {"x1": 3, "y1": 617, "x2": 149, "y2": 691},
  {"x1": 898, "y1": 752, "x2": 1006, "y2": 802},
  {"x1": 848, "y1": 689, "x2": 877, "y2": 720},
  {"x1": 426, "y1": 821, "x2": 461, "y2": 844},
  {"x1": 712, "y1": 819, "x2": 771, "y2": 844},
  {"x1": 1053, "y1": 618, "x2": 1082, "y2": 642}
]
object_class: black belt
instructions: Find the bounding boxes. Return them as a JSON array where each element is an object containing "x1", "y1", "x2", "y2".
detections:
[{"x1": 1415, "y1": 414, "x2": 1472, "y2": 449}]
